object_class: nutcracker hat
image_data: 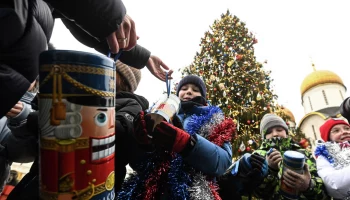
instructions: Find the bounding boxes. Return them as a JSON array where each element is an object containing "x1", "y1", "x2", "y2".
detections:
[{"x1": 39, "y1": 50, "x2": 115, "y2": 107}]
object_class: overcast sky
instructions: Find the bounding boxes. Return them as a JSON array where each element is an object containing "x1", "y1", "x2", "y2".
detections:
[{"x1": 51, "y1": 0, "x2": 350, "y2": 125}]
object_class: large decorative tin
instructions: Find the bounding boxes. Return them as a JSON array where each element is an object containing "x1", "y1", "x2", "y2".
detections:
[{"x1": 38, "y1": 50, "x2": 116, "y2": 200}]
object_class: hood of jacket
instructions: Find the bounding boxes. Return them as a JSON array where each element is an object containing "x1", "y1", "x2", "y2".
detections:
[{"x1": 115, "y1": 91, "x2": 149, "y2": 110}]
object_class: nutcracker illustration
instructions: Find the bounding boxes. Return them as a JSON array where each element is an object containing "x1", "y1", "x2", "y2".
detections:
[{"x1": 38, "y1": 50, "x2": 116, "y2": 200}]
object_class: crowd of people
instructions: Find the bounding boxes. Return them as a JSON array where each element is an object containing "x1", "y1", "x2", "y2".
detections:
[{"x1": 1, "y1": 0, "x2": 350, "y2": 199}]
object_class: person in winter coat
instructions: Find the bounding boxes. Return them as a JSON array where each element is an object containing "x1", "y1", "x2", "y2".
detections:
[
  {"x1": 0, "y1": 0, "x2": 173, "y2": 118},
  {"x1": 0, "y1": 79, "x2": 38, "y2": 194},
  {"x1": 117, "y1": 75, "x2": 236, "y2": 199},
  {"x1": 315, "y1": 118, "x2": 350, "y2": 200},
  {"x1": 112, "y1": 61, "x2": 151, "y2": 192},
  {"x1": 251, "y1": 113, "x2": 328, "y2": 200}
]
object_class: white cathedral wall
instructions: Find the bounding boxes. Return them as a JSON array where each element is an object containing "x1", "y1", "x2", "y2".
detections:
[
  {"x1": 302, "y1": 83, "x2": 346, "y2": 114},
  {"x1": 300, "y1": 115, "x2": 325, "y2": 150}
]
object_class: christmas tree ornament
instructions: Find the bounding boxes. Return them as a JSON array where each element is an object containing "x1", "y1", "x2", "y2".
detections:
[{"x1": 239, "y1": 142, "x2": 246, "y2": 151}]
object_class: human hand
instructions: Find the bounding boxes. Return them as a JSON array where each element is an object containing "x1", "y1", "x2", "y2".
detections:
[
  {"x1": 106, "y1": 14, "x2": 137, "y2": 53},
  {"x1": 250, "y1": 153, "x2": 267, "y2": 174},
  {"x1": 282, "y1": 163, "x2": 312, "y2": 192},
  {"x1": 6, "y1": 102, "x2": 23, "y2": 118},
  {"x1": 133, "y1": 111, "x2": 154, "y2": 144},
  {"x1": 146, "y1": 55, "x2": 173, "y2": 82},
  {"x1": 267, "y1": 149, "x2": 282, "y2": 170},
  {"x1": 152, "y1": 121, "x2": 191, "y2": 153}
]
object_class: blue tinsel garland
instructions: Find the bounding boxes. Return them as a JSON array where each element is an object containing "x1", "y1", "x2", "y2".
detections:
[
  {"x1": 186, "y1": 106, "x2": 222, "y2": 136},
  {"x1": 315, "y1": 144, "x2": 334, "y2": 164}
]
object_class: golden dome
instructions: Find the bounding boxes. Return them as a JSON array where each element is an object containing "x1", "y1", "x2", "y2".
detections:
[
  {"x1": 300, "y1": 70, "x2": 345, "y2": 95},
  {"x1": 283, "y1": 107, "x2": 295, "y2": 123}
]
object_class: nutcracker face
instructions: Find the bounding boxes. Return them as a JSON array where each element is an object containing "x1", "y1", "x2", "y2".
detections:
[
  {"x1": 80, "y1": 106, "x2": 115, "y2": 162},
  {"x1": 80, "y1": 106, "x2": 115, "y2": 138}
]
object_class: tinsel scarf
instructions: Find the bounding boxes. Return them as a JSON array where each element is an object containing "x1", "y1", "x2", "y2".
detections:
[
  {"x1": 117, "y1": 106, "x2": 235, "y2": 200},
  {"x1": 315, "y1": 141, "x2": 350, "y2": 169}
]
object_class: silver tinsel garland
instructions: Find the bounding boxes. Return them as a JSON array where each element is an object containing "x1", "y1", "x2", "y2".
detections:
[
  {"x1": 320, "y1": 141, "x2": 350, "y2": 170},
  {"x1": 188, "y1": 173, "x2": 215, "y2": 200},
  {"x1": 198, "y1": 112, "x2": 225, "y2": 138}
]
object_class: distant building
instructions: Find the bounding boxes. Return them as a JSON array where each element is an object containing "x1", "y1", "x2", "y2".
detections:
[{"x1": 298, "y1": 67, "x2": 347, "y2": 149}]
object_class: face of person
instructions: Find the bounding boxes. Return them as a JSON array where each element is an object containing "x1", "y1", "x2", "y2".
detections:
[
  {"x1": 265, "y1": 126, "x2": 288, "y2": 139},
  {"x1": 178, "y1": 83, "x2": 202, "y2": 101},
  {"x1": 329, "y1": 124, "x2": 350, "y2": 143},
  {"x1": 79, "y1": 106, "x2": 115, "y2": 138}
]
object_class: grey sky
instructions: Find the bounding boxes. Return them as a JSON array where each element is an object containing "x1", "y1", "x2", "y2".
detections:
[{"x1": 51, "y1": 0, "x2": 350, "y2": 125}]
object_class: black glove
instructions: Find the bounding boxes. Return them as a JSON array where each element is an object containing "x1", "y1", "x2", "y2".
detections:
[
  {"x1": 132, "y1": 111, "x2": 154, "y2": 144},
  {"x1": 237, "y1": 153, "x2": 267, "y2": 193},
  {"x1": 250, "y1": 153, "x2": 266, "y2": 174}
]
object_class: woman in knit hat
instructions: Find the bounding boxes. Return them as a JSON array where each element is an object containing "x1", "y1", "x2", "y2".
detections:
[
  {"x1": 245, "y1": 113, "x2": 327, "y2": 199},
  {"x1": 117, "y1": 74, "x2": 236, "y2": 199},
  {"x1": 112, "y1": 60, "x2": 151, "y2": 192},
  {"x1": 315, "y1": 118, "x2": 350, "y2": 199}
]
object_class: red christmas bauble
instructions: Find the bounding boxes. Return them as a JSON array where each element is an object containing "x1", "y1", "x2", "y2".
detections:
[
  {"x1": 299, "y1": 138, "x2": 309, "y2": 148},
  {"x1": 247, "y1": 120, "x2": 251, "y2": 124},
  {"x1": 246, "y1": 147, "x2": 251, "y2": 151},
  {"x1": 227, "y1": 105, "x2": 231, "y2": 109}
]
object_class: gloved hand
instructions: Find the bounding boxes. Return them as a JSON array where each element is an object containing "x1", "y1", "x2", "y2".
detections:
[
  {"x1": 250, "y1": 153, "x2": 267, "y2": 175},
  {"x1": 133, "y1": 111, "x2": 154, "y2": 144},
  {"x1": 152, "y1": 121, "x2": 192, "y2": 153},
  {"x1": 218, "y1": 153, "x2": 267, "y2": 196},
  {"x1": 237, "y1": 153, "x2": 267, "y2": 190}
]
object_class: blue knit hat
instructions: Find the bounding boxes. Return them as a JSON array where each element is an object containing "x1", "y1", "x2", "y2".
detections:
[{"x1": 176, "y1": 75, "x2": 206, "y2": 97}]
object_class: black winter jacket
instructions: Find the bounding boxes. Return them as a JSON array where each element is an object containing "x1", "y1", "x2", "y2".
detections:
[
  {"x1": 1, "y1": 0, "x2": 150, "y2": 117},
  {"x1": 114, "y1": 91, "x2": 150, "y2": 192},
  {"x1": 0, "y1": 0, "x2": 54, "y2": 117}
]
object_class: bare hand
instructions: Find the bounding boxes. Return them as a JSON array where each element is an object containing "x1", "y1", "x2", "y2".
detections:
[
  {"x1": 267, "y1": 149, "x2": 282, "y2": 170},
  {"x1": 283, "y1": 163, "x2": 311, "y2": 192},
  {"x1": 106, "y1": 15, "x2": 137, "y2": 53},
  {"x1": 146, "y1": 55, "x2": 173, "y2": 82},
  {"x1": 6, "y1": 102, "x2": 23, "y2": 118}
]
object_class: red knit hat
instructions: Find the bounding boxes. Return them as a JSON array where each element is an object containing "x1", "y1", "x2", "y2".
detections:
[{"x1": 319, "y1": 119, "x2": 350, "y2": 141}]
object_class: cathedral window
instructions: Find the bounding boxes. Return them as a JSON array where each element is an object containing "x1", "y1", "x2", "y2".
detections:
[
  {"x1": 322, "y1": 90, "x2": 328, "y2": 105},
  {"x1": 308, "y1": 96, "x2": 313, "y2": 110},
  {"x1": 340, "y1": 90, "x2": 344, "y2": 100},
  {"x1": 312, "y1": 125, "x2": 317, "y2": 140}
]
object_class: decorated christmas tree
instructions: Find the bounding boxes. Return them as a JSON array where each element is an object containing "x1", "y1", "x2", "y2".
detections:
[{"x1": 178, "y1": 10, "x2": 279, "y2": 159}]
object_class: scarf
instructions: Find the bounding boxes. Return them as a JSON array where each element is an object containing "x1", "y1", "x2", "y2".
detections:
[{"x1": 117, "y1": 105, "x2": 235, "y2": 200}]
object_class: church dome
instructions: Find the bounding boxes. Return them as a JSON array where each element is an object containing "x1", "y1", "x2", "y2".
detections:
[
  {"x1": 283, "y1": 107, "x2": 295, "y2": 123},
  {"x1": 300, "y1": 70, "x2": 345, "y2": 95}
]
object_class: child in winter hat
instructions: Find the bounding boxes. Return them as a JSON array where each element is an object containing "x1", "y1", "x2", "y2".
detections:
[
  {"x1": 176, "y1": 75, "x2": 206, "y2": 98},
  {"x1": 316, "y1": 118, "x2": 350, "y2": 199},
  {"x1": 246, "y1": 113, "x2": 327, "y2": 199},
  {"x1": 319, "y1": 118, "x2": 350, "y2": 142},
  {"x1": 260, "y1": 113, "x2": 289, "y2": 139}
]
